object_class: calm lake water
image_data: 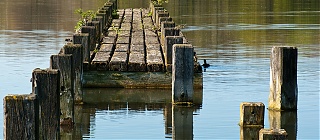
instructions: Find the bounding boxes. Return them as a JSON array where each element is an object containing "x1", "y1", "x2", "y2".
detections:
[{"x1": 0, "y1": 0, "x2": 319, "y2": 139}]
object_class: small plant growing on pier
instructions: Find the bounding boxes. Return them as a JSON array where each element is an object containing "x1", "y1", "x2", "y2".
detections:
[
  {"x1": 152, "y1": 0, "x2": 169, "y2": 5},
  {"x1": 110, "y1": 23, "x2": 121, "y2": 35},
  {"x1": 74, "y1": 8, "x2": 96, "y2": 33},
  {"x1": 112, "y1": 10, "x2": 119, "y2": 19}
]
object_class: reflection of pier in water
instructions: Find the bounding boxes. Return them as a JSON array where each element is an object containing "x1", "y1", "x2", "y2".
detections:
[
  {"x1": 68, "y1": 88, "x2": 202, "y2": 139},
  {"x1": 239, "y1": 110, "x2": 297, "y2": 140}
]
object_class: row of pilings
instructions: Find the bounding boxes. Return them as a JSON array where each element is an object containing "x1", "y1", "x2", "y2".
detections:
[
  {"x1": 3, "y1": 0, "x2": 118, "y2": 139},
  {"x1": 239, "y1": 47, "x2": 298, "y2": 140}
]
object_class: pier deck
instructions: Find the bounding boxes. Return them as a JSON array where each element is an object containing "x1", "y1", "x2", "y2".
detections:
[{"x1": 82, "y1": 8, "x2": 202, "y2": 88}]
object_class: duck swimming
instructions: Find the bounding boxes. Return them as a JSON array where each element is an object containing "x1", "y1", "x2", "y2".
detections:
[{"x1": 202, "y1": 59, "x2": 210, "y2": 68}]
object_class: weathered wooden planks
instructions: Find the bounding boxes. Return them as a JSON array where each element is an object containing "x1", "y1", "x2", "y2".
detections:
[{"x1": 87, "y1": 8, "x2": 201, "y2": 75}]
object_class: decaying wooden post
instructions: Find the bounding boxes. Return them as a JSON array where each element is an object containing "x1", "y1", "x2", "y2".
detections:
[
  {"x1": 32, "y1": 68, "x2": 60, "y2": 140},
  {"x1": 4, "y1": 94, "x2": 38, "y2": 139},
  {"x1": 172, "y1": 44, "x2": 194, "y2": 103},
  {"x1": 152, "y1": 7, "x2": 164, "y2": 23},
  {"x1": 73, "y1": 33, "x2": 90, "y2": 62},
  {"x1": 161, "y1": 27, "x2": 180, "y2": 47},
  {"x1": 269, "y1": 46, "x2": 298, "y2": 111},
  {"x1": 172, "y1": 105, "x2": 193, "y2": 140},
  {"x1": 259, "y1": 129, "x2": 288, "y2": 140},
  {"x1": 239, "y1": 102, "x2": 265, "y2": 139},
  {"x1": 165, "y1": 36, "x2": 183, "y2": 71},
  {"x1": 239, "y1": 102, "x2": 265, "y2": 127},
  {"x1": 81, "y1": 26, "x2": 97, "y2": 51},
  {"x1": 156, "y1": 11, "x2": 169, "y2": 27},
  {"x1": 63, "y1": 43, "x2": 83, "y2": 104},
  {"x1": 50, "y1": 54, "x2": 74, "y2": 126}
]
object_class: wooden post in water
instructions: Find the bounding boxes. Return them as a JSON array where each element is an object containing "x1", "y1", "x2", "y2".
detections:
[
  {"x1": 73, "y1": 33, "x2": 90, "y2": 62},
  {"x1": 156, "y1": 10, "x2": 169, "y2": 28},
  {"x1": 81, "y1": 26, "x2": 97, "y2": 51},
  {"x1": 4, "y1": 94, "x2": 38, "y2": 139},
  {"x1": 239, "y1": 102, "x2": 265, "y2": 139},
  {"x1": 172, "y1": 105, "x2": 193, "y2": 139},
  {"x1": 161, "y1": 27, "x2": 180, "y2": 47},
  {"x1": 239, "y1": 102, "x2": 265, "y2": 127},
  {"x1": 87, "y1": 21, "x2": 101, "y2": 44},
  {"x1": 50, "y1": 54, "x2": 74, "y2": 126},
  {"x1": 269, "y1": 46, "x2": 298, "y2": 111},
  {"x1": 259, "y1": 129, "x2": 288, "y2": 140},
  {"x1": 63, "y1": 43, "x2": 83, "y2": 104},
  {"x1": 152, "y1": 7, "x2": 164, "y2": 23},
  {"x1": 32, "y1": 68, "x2": 60, "y2": 140},
  {"x1": 165, "y1": 36, "x2": 183, "y2": 72},
  {"x1": 172, "y1": 44, "x2": 194, "y2": 103}
]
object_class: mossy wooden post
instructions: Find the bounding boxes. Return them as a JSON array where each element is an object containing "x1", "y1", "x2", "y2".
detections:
[
  {"x1": 81, "y1": 26, "x2": 97, "y2": 51},
  {"x1": 73, "y1": 33, "x2": 90, "y2": 63},
  {"x1": 269, "y1": 46, "x2": 298, "y2": 111},
  {"x1": 239, "y1": 102, "x2": 265, "y2": 139},
  {"x1": 172, "y1": 105, "x2": 193, "y2": 139},
  {"x1": 4, "y1": 94, "x2": 38, "y2": 139},
  {"x1": 268, "y1": 110, "x2": 297, "y2": 140},
  {"x1": 50, "y1": 54, "x2": 74, "y2": 126},
  {"x1": 165, "y1": 36, "x2": 183, "y2": 72},
  {"x1": 32, "y1": 68, "x2": 60, "y2": 140},
  {"x1": 259, "y1": 129, "x2": 288, "y2": 140},
  {"x1": 172, "y1": 44, "x2": 194, "y2": 103},
  {"x1": 63, "y1": 43, "x2": 83, "y2": 104}
]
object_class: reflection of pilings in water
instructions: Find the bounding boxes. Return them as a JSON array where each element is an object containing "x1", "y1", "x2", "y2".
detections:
[
  {"x1": 82, "y1": 88, "x2": 203, "y2": 105},
  {"x1": 82, "y1": 106, "x2": 96, "y2": 137},
  {"x1": 164, "y1": 104, "x2": 172, "y2": 138},
  {"x1": 269, "y1": 110, "x2": 297, "y2": 140},
  {"x1": 172, "y1": 105, "x2": 193, "y2": 140}
]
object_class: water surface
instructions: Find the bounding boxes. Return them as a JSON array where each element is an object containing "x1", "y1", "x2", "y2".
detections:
[{"x1": 0, "y1": 0, "x2": 319, "y2": 139}]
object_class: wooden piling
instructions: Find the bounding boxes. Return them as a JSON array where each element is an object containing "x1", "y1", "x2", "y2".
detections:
[
  {"x1": 63, "y1": 44, "x2": 83, "y2": 104},
  {"x1": 73, "y1": 33, "x2": 90, "y2": 63},
  {"x1": 4, "y1": 94, "x2": 38, "y2": 140},
  {"x1": 32, "y1": 68, "x2": 60, "y2": 140},
  {"x1": 172, "y1": 44, "x2": 194, "y2": 103},
  {"x1": 81, "y1": 26, "x2": 97, "y2": 51},
  {"x1": 269, "y1": 46, "x2": 298, "y2": 111},
  {"x1": 259, "y1": 129, "x2": 288, "y2": 140},
  {"x1": 88, "y1": 21, "x2": 101, "y2": 43},
  {"x1": 156, "y1": 10, "x2": 169, "y2": 28},
  {"x1": 239, "y1": 102, "x2": 264, "y2": 139},
  {"x1": 50, "y1": 54, "x2": 74, "y2": 126},
  {"x1": 152, "y1": 7, "x2": 164, "y2": 23},
  {"x1": 239, "y1": 102, "x2": 265, "y2": 127},
  {"x1": 165, "y1": 36, "x2": 183, "y2": 71},
  {"x1": 161, "y1": 28, "x2": 180, "y2": 46}
]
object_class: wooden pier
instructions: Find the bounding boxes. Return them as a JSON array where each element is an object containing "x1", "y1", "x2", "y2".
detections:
[
  {"x1": 3, "y1": 0, "x2": 203, "y2": 139},
  {"x1": 81, "y1": 7, "x2": 202, "y2": 88}
]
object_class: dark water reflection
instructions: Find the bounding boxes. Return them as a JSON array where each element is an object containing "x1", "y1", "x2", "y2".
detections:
[{"x1": 0, "y1": 0, "x2": 319, "y2": 139}]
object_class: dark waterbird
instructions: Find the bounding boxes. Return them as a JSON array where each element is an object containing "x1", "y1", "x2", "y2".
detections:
[{"x1": 202, "y1": 59, "x2": 210, "y2": 68}]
